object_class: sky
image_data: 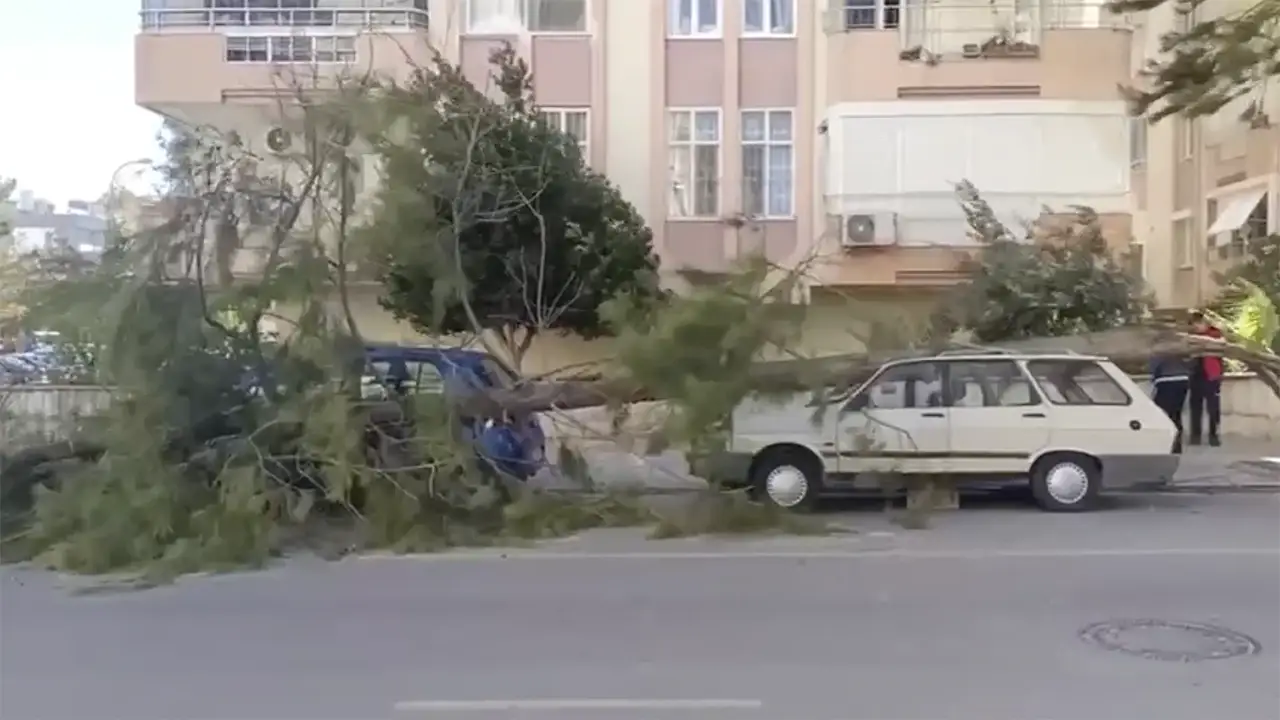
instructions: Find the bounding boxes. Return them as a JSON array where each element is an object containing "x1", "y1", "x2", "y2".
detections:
[{"x1": 1, "y1": 0, "x2": 163, "y2": 207}]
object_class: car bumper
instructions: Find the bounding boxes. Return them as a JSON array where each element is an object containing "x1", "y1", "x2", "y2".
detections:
[{"x1": 1098, "y1": 453, "x2": 1181, "y2": 490}]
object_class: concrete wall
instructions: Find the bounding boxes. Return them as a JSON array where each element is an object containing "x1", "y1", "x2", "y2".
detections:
[{"x1": 1136, "y1": 373, "x2": 1280, "y2": 441}]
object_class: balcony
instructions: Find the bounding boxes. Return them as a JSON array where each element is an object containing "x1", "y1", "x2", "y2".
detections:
[
  {"x1": 136, "y1": 1, "x2": 433, "y2": 123},
  {"x1": 824, "y1": 0, "x2": 1132, "y2": 101},
  {"x1": 139, "y1": 1, "x2": 428, "y2": 31}
]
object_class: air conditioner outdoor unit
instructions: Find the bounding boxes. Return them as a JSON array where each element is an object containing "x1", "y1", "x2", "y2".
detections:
[
  {"x1": 841, "y1": 212, "x2": 900, "y2": 248},
  {"x1": 264, "y1": 126, "x2": 294, "y2": 155}
]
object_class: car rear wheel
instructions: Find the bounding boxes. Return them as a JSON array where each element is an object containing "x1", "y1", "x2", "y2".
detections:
[
  {"x1": 1030, "y1": 452, "x2": 1101, "y2": 512},
  {"x1": 750, "y1": 448, "x2": 824, "y2": 511}
]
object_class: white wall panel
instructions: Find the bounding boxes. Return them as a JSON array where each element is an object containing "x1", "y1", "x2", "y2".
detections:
[{"x1": 825, "y1": 100, "x2": 1129, "y2": 244}]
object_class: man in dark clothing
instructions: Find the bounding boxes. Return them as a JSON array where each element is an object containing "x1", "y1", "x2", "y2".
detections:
[
  {"x1": 1149, "y1": 352, "x2": 1190, "y2": 454},
  {"x1": 1187, "y1": 310, "x2": 1224, "y2": 446}
]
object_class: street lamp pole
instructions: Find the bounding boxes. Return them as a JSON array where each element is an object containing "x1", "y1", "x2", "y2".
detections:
[{"x1": 106, "y1": 158, "x2": 154, "y2": 230}]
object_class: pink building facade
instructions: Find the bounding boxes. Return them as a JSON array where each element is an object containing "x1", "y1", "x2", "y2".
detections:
[{"x1": 137, "y1": 0, "x2": 1136, "y2": 337}]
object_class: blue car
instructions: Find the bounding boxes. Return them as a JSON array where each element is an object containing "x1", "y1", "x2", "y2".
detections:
[{"x1": 361, "y1": 345, "x2": 547, "y2": 481}]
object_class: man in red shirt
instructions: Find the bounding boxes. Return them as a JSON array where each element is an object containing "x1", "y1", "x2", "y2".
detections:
[{"x1": 1187, "y1": 310, "x2": 1223, "y2": 446}]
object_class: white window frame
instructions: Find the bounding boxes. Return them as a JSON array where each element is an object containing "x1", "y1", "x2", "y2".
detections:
[
  {"x1": 463, "y1": 0, "x2": 590, "y2": 35},
  {"x1": 842, "y1": 0, "x2": 900, "y2": 30},
  {"x1": 1181, "y1": 117, "x2": 1195, "y2": 160},
  {"x1": 1129, "y1": 116, "x2": 1147, "y2": 168},
  {"x1": 741, "y1": 108, "x2": 795, "y2": 219},
  {"x1": 742, "y1": 0, "x2": 796, "y2": 36},
  {"x1": 667, "y1": 108, "x2": 722, "y2": 219},
  {"x1": 1171, "y1": 210, "x2": 1193, "y2": 269},
  {"x1": 225, "y1": 34, "x2": 356, "y2": 63},
  {"x1": 539, "y1": 108, "x2": 590, "y2": 157},
  {"x1": 668, "y1": 0, "x2": 723, "y2": 38}
]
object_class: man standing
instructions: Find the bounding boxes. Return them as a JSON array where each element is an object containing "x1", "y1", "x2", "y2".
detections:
[
  {"x1": 1188, "y1": 310, "x2": 1224, "y2": 446},
  {"x1": 1149, "y1": 352, "x2": 1189, "y2": 454}
]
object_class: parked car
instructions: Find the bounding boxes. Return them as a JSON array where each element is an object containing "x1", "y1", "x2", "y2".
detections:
[
  {"x1": 360, "y1": 344, "x2": 546, "y2": 482},
  {"x1": 0, "y1": 355, "x2": 41, "y2": 384},
  {"x1": 709, "y1": 350, "x2": 1179, "y2": 512}
]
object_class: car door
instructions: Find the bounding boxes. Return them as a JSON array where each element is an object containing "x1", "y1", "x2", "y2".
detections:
[
  {"x1": 945, "y1": 358, "x2": 1051, "y2": 474},
  {"x1": 1024, "y1": 358, "x2": 1170, "y2": 454},
  {"x1": 836, "y1": 360, "x2": 949, "y2": 474}
]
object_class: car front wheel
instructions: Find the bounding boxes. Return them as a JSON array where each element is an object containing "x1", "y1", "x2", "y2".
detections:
[
  {"x1": 1030, "y1": 453, "x2": 1101, "y2": 512},
  {"x1": 750, "y1": 449, "x2": 824, "y2": 511}
]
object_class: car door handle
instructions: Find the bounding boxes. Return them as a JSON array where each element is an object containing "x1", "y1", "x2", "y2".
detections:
[
  {"x1": 1022, "y1": 412, "x2": 1046, "y2": 418},
  {"x1": 920, "y1": 412, "x2": 945, "y2": 418}
]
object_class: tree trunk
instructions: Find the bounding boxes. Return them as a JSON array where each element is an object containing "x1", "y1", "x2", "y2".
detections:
[{"x1": 454, "y1": 325, "x2": 1280, "y2": 417}]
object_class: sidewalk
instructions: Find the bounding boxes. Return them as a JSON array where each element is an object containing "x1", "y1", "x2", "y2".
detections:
[{"x1": 1169, "y1": 436, "x2": 1280, "y2": 491}]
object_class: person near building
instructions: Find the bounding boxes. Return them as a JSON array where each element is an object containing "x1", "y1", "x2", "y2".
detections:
[
  {"x1": 1149, "y1": 351, "x2": 1189, "y2": 454},
  {"x1": 1187, "y1": 310, "x2": 1224, "y2": 446}
]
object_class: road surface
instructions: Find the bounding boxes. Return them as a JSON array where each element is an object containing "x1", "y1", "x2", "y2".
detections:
[{"x1": 2, "y1": 493, "x2": 1279, "y2": 720}]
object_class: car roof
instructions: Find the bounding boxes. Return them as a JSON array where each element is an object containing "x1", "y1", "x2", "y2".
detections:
[
  {"x1": 362, "y1": 344, "x2": 502, "y2": 369},
  {"x1": 364, "y1": 344, "x2": 490, "y2": 358},
  {"x1": 885, "y1": 351, "x2": 1107, "y2": 366}
]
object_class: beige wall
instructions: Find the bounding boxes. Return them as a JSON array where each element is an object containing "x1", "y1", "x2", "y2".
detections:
[
  {"x1": 332, "y1": 283, "x2": 940, "y2": 376},
  {"x1": 826, "y1": 29, "x2": 1131, "y2": 103},
  {"x1": 1134, "y1": 0, "x2": 1280, "y2": 310}
]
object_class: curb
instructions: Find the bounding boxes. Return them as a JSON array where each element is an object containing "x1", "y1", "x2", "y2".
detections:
[{"x1": 1160, "y1": 482, "x2": 1280, "y2": 493}]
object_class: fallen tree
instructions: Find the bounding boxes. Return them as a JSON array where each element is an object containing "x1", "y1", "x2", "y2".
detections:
[{"x1": 460, "y1": 325, "x2": 1280, "y2": 417}]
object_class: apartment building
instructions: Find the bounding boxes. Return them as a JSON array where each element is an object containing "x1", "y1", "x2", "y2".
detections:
[
  {"x1": 1130, "y1": 0, "x2": 1280, "y2": 311},
  {"x1": 136, "y1": 0, "x2": 1136, "y2": 370}
]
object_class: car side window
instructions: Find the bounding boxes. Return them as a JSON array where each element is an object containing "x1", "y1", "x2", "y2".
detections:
[
  {"x1": 1025, "y1": 359, "x2": 1131, "y2": 406},
  {"x1": 848, "y1": 362, "x2": 943, "y2": 410},
  {"x1": 367, "y1": 359, "x2": 446, "y2": 394},
  {"x1": 945, "y1": 359, "x2": 1040, "y2": 408}
]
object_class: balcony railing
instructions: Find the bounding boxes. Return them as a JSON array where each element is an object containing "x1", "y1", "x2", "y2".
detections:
[
  {"x1": 825, "y1": 0, "x2": 1130, "y2": 54},
  {"x1": 139, "y1": 7, "x2": 428, "y2": 31}
]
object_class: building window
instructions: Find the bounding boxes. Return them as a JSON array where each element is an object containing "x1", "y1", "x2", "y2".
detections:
[
  {"x1": 1173, "y1": 216, "x2": 1192, "y2": 268},
  {"x1": 843, "y1": 0, "x2": 900, "y2": 30},
  {"x1": 225, "y1": 34, "x2": 355, "y2": 63},
  {"x1": 1129, "y1": 117, "x2": 1147, "y2": 167},
  {"x1": 1126, "y1": 241, "x2": 1145, "y2": 282},
  {"x1": 669, "y1": 0, "x2": 721, "y2": 37},
  {"x1": 539, "y1": 108, "x2": 589, "y2": 157},
  {"x1": 741, "y1": 109, "x2": 794, "y2": 218},
  {"x1": 1174, "y1": 3, "x2": 1195, "y2": 33},
  {"x1": 1180, "y1": 118, "x2": 1195, "y2": 160},
  {"x1": 743, "y1": 0, "x2": 795, "y2": 34},
  {"x1": 668, "y1": 109, "x2": 721, "y2": 218},
  {"x1": 464, "y1": 0, "x2": 587, "y2": 34}
]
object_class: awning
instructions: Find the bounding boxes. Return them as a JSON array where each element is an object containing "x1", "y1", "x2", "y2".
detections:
[{"x1": 1206, "y1": 187, "x2": 1268, "y2": 237}]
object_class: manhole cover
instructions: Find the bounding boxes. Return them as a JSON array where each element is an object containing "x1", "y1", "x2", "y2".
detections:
[{"x1": 1079, "y1": 619, "x2": 1262, "y2": 662}]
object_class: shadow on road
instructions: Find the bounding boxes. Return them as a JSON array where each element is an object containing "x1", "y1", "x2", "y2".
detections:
[{"x1": 813, "y1": 487, "x2": 1212, "y2": 515}]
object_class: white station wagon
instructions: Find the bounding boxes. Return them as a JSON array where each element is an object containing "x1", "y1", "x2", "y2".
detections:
[{"x1": 712, "y1": 351, "x2": 1180, "y2": 512}]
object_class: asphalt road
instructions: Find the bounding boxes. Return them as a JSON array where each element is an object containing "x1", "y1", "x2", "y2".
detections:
[{"x1": 2, "y1": 493, "x2": 1279, "y2": 720}]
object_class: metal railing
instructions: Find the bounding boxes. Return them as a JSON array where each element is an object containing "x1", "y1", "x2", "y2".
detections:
[
  {"x1": 825, "y1": 0, "x2": 1131, "y2": 52},
  {"x1": 139, "y1": 7, "x2": 428, "y2": 31}
]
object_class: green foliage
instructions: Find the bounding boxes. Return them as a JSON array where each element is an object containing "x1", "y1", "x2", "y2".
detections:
[
  {"x1": 2, "y1": 86, "x2": 836, "y2": 584},
  {"x1": 942, "y1": 181, "x2": 1151, "y2": 343},
  {"x1": 1207, "y1": 277, "x2": 1280, "y2": 350},
  {"x1": 1112, "y1": 0, "x2": 1280, "y2": 122},
  {"x1": 1214, "y1": 234, "x2": 1280, "y2": 349},
  {"x1": 603, "y1": 258, "x2": 805, "y2": 458},
  {"x1": 365, "y1": 45, "x2": 665, "y2": 365}
]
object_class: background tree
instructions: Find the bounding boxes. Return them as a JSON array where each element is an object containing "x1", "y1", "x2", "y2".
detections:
[
  {"x1": 367, "y1": 46, "x2": 665, "y2": 370},
  {"x1": 0, "y1": 177, "x2": 28, "y2": 337},
  {"x1": 1113, "y1": 0, "x2": 1280, "y2": 121},
  {"x1": 939, "y1": 181, "x2": 1151, "y2": 342},
  {"x1": 1216, "y1": 233, "x2": 1280, "y2": 305}
]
